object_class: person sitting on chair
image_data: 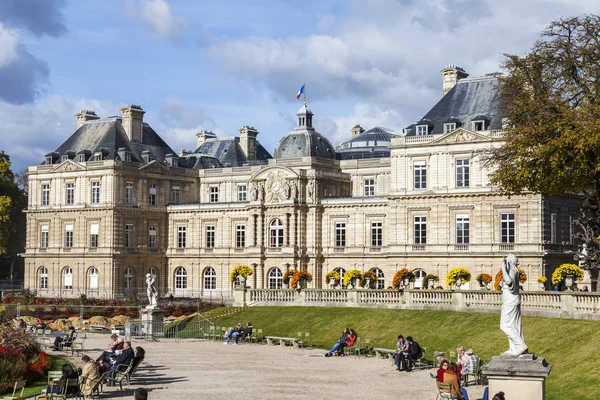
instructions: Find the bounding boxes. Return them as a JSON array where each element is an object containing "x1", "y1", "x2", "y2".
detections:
[
  {"x1": 325, "y1": 328, "x2": 349, "y2": 357},
  {"x1": 106, "y1": 341, "x2": 134, "y2": 385},
  {"x1": 238, "y1": 322, "x2": 253, "y2": 343},
  {"x1": 46, "y1": 363, "x2": 79, "y2": 396},
  {"x1": 443, "y1": 362, "x2": 469, "y2": 400},
  {"x1": 403, "y1": 336, "x2": 422, "y2": 372},
  {"x1": 80, "y1": 355, "x2": 100, "y2": 396},
  {"x1": 51, "y1": 326, "x2": 76, "y2": 351},
  {"x1": 393, "y1": 335, "x2": 409, "y2": 371},
  {"x1": 437, "y1": 359, "x2": 449, "y2": 382},
  {"x1": 461, "y1": 349, "x2": 480, "y2": 385},
  {"x1": 224, "y1": 322, "x2": 244, "y2": 345},
  {"x1": 96, "y1": 334, "x2": 124, "y2": 363}
]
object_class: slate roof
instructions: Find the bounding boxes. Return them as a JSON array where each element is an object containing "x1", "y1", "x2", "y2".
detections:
[
  {"x1": 177, "y1": 153, "x2": 223, "y2": 169},
  {"x1": 46, "y1": 118, "x2": 177, "y2": 164},
  {"x1": 336, "y1": 126, "x2": 402, "y2": 160},
  {"x1": 194, "y1": 137, "x2": 271, "y2": 166},
  {"x1": 404, "y1": 75, "x2": 502, "y2": 136},
  {"x1": 273, "y1": 128, "x2": 336, "y2": 159}
]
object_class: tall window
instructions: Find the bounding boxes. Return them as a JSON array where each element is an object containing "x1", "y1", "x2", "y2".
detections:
[
  {"x1": 90, "y1": 223, "x2": 99, "y2": 248},
  {"x1": 414, "y1": 161, "x2": 427, "y2": 190},
  {"x1": 335, "y1": 268, "x2": 346, "y2": 287},
  {"x1": 569, "y1": 215, "x2": 574, "y2": 244},
  {"x1": 335, "y1": 222, "x2": 346, "y2": 247},
  {"x1": 66, "y1": 183, "x2": 75, "y2": 205},
  {"x1": 39, "y1": 267, "x2": 48, "y2": 289},
  {"x1": 63, "y1": 267, "x2": 73, "y2": 290},
  {"x1": 238, "y1": 185, "x2": 247, "y2": 202},
  {"x1": 414, "y1": 216, "x2": 427, "y2": 244},
  {"x1": 206, "y1": 225, "x2": 215, "y2": 248},
  {"x1": 124, "y1": 268, "x2": 134, "y2": 289},
  {"x1": 236, "y1": 225, "x2": 246, "y2": 248},
  {"x1": 268, "y1": 268, "x2": 283, "y2": 289},
  {"x1": 89, "y1": 267, "x2": 99, "y2": 290},
  {"x1": 91, "y1": 181, "x2": 100, "y2": 204},
  {"x1": 40, "y1": 225, "x2": 49, "y2": 248},
  {"x1": 371, "y1": 221, "x2": 382, "y2": 247},
  {"x1": 371, "y1": 268, "x2": 385, "y2": 289},
  {"x1": 209, "y1": 187, "x2": 219, "y2": 203},
  {"x1": 177, "y1": 226, "x2": 186, "y2": 248},
  {"x1": 444, "y1": 123, "x2": 456, "y2": 133},
  {"x1": 65, "y1": 224, "x2": 73, "y2": 248},
  {"x1": 149, "y1": 225, "x2": 157, "y2": 248},
  {"x1": 364, "y1": 179, "x2": 375, "y2": 197},
  {"x1": 125, "y1": 224, "x2": 134, "y2": 248},
  {"x1": 149, "y1": 183, "x2": 157, "y2": 206},
  {"x1": 175, "y1": 267, "x2": 187, "y2": 295},
  {"x1": 204, "y1": 267, "x2": 216, "y2": 290},
  {"x1": 551, "y1": 213, "x2": 557, "y2": 244},
  {"x1": 269, "y1": 219, "x2": 284, "y2": 248},
  {"x1": 456, "y1": 159, "x2": 470, "y2": 188},
  {"x1": 500, "y1": 213, "x2": 515, "y2": 243},
  {"x1": 473, "y1": 121, "x2": 484, "y2": 131},
  {"x1": 42, "y1": 184, "x2": 50, "y2": 206},
  {"x1": 456, "y1": 214, "x2": 470, "y2": 244},
  {"x1": 171, "y1": 185, "x2": 181, "y2": 204},
  {"x1": 125, "y1": 182, "x2": 134, "y2": 205}
]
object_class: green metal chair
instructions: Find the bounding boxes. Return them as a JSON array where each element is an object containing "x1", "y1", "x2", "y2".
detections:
[
  {"x1": 304, "y1": 332, "x2": 311, "y2": 348},
  {"x1": 2, "y1": 379, "x2": 26, "y2": 400}
]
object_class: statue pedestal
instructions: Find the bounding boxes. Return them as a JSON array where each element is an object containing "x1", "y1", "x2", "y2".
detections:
[
  {"x1": 482, "y1": 353, "x2": 551, "y2": 400},
  {"x1": 140, "y1": 307, "x2": 164, "y2": 339}
]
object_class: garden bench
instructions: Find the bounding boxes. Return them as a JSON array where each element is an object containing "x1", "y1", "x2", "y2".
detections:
[
  {"x1": 264, "y1": 336, "x2": 300, "y2": 349},
  {"x1": 373, "y1": 347, "x2": 396, "y2": 359}
]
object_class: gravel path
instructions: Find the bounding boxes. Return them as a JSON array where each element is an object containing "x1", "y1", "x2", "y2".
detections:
[{"x1": 53, "y1": 333, "x2": 486, "y2": 400}]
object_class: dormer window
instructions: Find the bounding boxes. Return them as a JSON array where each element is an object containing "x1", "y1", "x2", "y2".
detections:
[
  {"x1": 473, "y1": 121, "x2": 484, "y2": 131},
  {"x1": 61, "y1": 155, "x2": 69, "y2": 162},
  {"x1": 443, "y1": 123, "x2": 456, "y2": 133},
  {"x1": 125, "y1": 153, "x2": 132, "y2": 162},
  {"x1": 45, "y1": 157, "x2": 53, "y2": 165},
  {"x1": 93, "y1": 152, "x2": 102, "y2": 161},
  {"x1": 77, "y1": 154, "x2": 85, "y2": 162},
  {"x1": 416, "y1": 125, "x2": 428, "y2": 136}
]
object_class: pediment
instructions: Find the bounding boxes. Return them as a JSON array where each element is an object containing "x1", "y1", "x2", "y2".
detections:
[
  {"x1": 139, "y1": 160, "x2": 170, "y2": 173},
  {"x1": 51, "y1": 160, "x2": 86, "y2": 172},
  {"x1": 430, "y1": 128, "x2": 491, "y2": 145},
  {"x1": 250, "y1": 166, "x2": 298, "y2": 181}
]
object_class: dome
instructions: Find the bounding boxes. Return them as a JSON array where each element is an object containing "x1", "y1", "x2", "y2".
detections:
[
  {"x1": 337, "y1": 126, "x2": 402, "y2": 150},
  {"x1": 274, "y1": 129, "x2": 336, "y2": 159}
]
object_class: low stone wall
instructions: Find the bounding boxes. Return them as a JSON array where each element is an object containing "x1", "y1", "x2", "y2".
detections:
[{"x1": 235, "y1": 288, "x2": 600, "y2": 320}]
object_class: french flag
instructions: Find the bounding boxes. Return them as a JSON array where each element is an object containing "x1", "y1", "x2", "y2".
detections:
[{"x1": 296, "y1": 84, "x2": 305, "y2": 100}]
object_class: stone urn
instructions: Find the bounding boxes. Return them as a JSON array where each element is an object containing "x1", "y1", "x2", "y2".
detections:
[
  {"x1": 403, "y1": 278, "x2": 410, "y2": 288},
  {"x1": 538, "y1": 282, "x2": 545, "y2": 291},
  {"x1": 238, "y1": 276, "x2": 246, "y2": 286},
  {"x1": 428, "y1": 279, "x2": 435, "y2": 289},
  {"x1": 565, "y1": 274, "x2": 574, "y2": 289},
  {"x1": 364, "y1": 277, "x2": 371, "y2": 289},
  {"x1": 283, "y1": 282, "x2": 289, "y2": 289},
  {"x1": 328, "y1": 278, "x2": 335, "y2": 286}
]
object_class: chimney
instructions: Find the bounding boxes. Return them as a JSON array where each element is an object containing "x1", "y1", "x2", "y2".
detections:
[
  {"x1": 195, "y1": 130, "x2": 217, "y2": 148},
  {"x1": 351, "y1": 124, "x2": 365, "y2": 138},
  {"x1": 440, "y1": 64, "x2": 469, "y2": 96},
  {"x1": 75, "y1": 110, "x2": 99, "y2": 129},
  {"x1": 120, "y1": 104, "x2": 145, "y2": 142},
  {"x1": 239, "y1": 125, "x2": 259, "y2": 159}
]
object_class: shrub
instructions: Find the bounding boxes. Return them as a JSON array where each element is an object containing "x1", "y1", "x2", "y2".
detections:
[
  {"x1": 230, "y1": 265, "x2": 253, "y2": 283},
  {"x1": 282, "y1": 270, "x2": 295, "y2": 285},
  {"x1": 343, "y1": 270, "x2": 363, "y2": 287},
  {"x1": 537, "y1": 276, "x2": 548, "y2": 284},
  {"x1": 290, "y1": 270, "x2": 313, "y2": 289},
  {"x1": 476, "y1": 273, "x2": 493, "y2": 286},
  {"x1": 445, "y1": 267, "x2": 472, "y2": 287},
  {"x1": 494, "y1": 268, "x2": 528, "y2": 290},
  {"x1": 359, "y1": 271, "x2": 378, "y2": 288},
  {"x1": 324, "y1": 270, "x2": 340, "y2": 284},
  {"x1": 392, "y1": 268, "x2": 415, "y2": 289},
  {"x1": 422, "y1": 274, "x2": 439, "y2": 289},
  {"x1": 0, "y1": 325, "x2": 41, "y2": 358},
  {"x1": 0, "y1": 346, "x2": 27, "y2": 393},
  {"x1": 551, "y1": 263, "x2": 584, "y2": 285},
  {"x1": 25, "y1": 351, "x2": 52, "y2": 382}
]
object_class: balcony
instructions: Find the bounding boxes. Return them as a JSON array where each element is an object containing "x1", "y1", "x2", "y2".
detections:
[{"x1": 412, "y1": 245, "x2": 426, "y2": 251}]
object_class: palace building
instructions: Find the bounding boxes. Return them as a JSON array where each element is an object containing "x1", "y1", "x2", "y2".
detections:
[{"x1": 23, "y1": 66, "x2": 580, "y2": 300}]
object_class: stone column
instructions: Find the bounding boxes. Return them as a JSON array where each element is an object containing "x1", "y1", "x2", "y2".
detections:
[
  {"x1": 250, "y1": 214, "x2": 257, "y2": 247},
  {"x1": 250, "y1": 263, "x2": 258, "y2": 289},
  {"x1": 482, "y1": 354, "x2": 551, "y2": 400},
  {"x1": 233, "y1": 285, "x2": 247, "y2": 307},
  {"x1": 290, "y1": 211, "x2": 296, "y2": 247},
  {"x1": 258, "y1": 263, "x2": 265, "y2": 289},
  {"x1": 258, "y1": 214, "x2": 264, "y2": 249}
]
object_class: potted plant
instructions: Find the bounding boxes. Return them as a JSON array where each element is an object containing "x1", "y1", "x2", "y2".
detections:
[
  {"x1": 537, "y1": 276, "x2": 547, "y2": 290},
  {"x1": 290, "y1": 270, "x2": 312, "y2": 290},
  {"x1": 282, "y1": 270, "x2": 296, "y2": 288},
  {"x1": 392, "y1": 268, "x2": 415, "y2": 289},
  {"x1": 476, "y1": 273, "x2": 493, "y2": 289},
  {"x1": 551, "y1": 263, "x2": 584, "y2": 290},
  {"x1": 445, "y1": 267, "x2": 472, "y2": 289},
  {"x1": 493, "y1": 268, "x2": 527, "y2": 290},
  {"x1": 343, "y1": 270, "x2": 363, "y2": 289},
  {"x1": 230, "y1": 265, "x2": 253, "y2": 286},
  {"x1": 360, "y1": 271, "x2": 378, "y2": 289},
  {"x1": 423, "y1": 274, "x2": 439, "y2": 289},
  {"x1": 324, "y1": 270, "x2": 340, "y2": 286}
]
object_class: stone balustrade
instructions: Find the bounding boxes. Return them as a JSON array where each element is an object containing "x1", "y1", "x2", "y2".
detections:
[{"x1": 235, "y1": 288, "x2": 600, "y2": 320}]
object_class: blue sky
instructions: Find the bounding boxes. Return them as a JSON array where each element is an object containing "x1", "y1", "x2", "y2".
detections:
[{"x1": 1, "y1": 0, "x2": 599, "y2": 172}]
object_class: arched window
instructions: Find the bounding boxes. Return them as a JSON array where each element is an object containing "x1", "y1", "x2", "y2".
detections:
[
  {"x1": 370, "y1": 268, "x2": 385, "y2": 289},
  {"x1": 334, "y1": 267, "x2": 346, "y2": 288},
  {"x1": 204, "y1": 267, "x2": 216, "y2": 290},
  {"x1": 175, "y1": 267, "x2": 187, "y2": 296},
  {"x1": 39, "y1": 267, "x2": 48, "y2": 289},
  {"x1": 89, "y1": 267, "x2": 99, "y2": 290},
  {"x1": 413, "y1": 269, "x2": 427, "y2": 289},
  {"x1": 269, "y1": 218, "x2": 284, "y2": 248},
  {"x1": 268, "y1": 268, "x2": 283, "y2": 289},
  {"x1": 63, "y1": 267, "x2": 73, "y2": 290},
  {"x1": 124, "y1": 268, "x2": 135, "y2": 289}
]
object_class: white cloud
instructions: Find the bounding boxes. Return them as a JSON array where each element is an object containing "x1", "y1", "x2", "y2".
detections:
[
  {"x1": 0, "y1": 24, "x2": 19, "y2": 67},
  {"x1": 129, "y1": 0, "x2": 188, "y2": 41}
]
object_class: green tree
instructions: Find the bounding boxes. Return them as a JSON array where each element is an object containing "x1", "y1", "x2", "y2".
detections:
[
  {"x1": 485, "y1": 15, "x2": 600, "y2": 270},
  {"x1": 0, "y1": 151, "x2": 26, "y2": 281}
]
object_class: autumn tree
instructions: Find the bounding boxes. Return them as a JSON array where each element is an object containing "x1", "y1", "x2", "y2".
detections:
[
  {"x1": 485, "y1": 15, "x2": 600, "y2": 270},
  {"x1": 0, "y1": 151, "x2": 26, "y2": 281}
]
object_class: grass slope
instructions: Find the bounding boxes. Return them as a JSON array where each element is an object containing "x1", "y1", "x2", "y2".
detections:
[{"x1": 201, "y1": 306, "x2": 598, "y2": 400}]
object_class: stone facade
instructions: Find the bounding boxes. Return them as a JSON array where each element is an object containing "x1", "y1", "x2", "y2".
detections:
[{"x1": 23, "y1": 69, "x2": 582, "y2": 300}]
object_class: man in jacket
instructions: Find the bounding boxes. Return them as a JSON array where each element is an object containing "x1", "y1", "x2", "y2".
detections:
[
  {"x1": 107, "y1": 341, "x2": 134, "y2": 385},
  {"x1": 404, "y1": 336, "x2": 422, "y2": 372},
  {"x1": 80, "y1": 355, "x2": 100, "y2": 396}
]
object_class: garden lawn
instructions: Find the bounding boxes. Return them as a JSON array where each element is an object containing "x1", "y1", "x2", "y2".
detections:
[
  {"x1": 197, "y1": 306, "x2": 598, "y2": 400},
  {"x1": 20, "y1": 356, "x2": 74, "y2": 398}
]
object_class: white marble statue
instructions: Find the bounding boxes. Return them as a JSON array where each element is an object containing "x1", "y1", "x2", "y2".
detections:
[
  {"x1": 146, "y1": 273, "x2": 158, "y2": 308},
  {"x1": 500, "y1": 253, "x2": 528, "y2": 356}
]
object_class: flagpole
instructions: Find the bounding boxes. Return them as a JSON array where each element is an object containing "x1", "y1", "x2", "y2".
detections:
[{"x1": 304, "y1": 83, "x2": 307, "y2": 105}]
